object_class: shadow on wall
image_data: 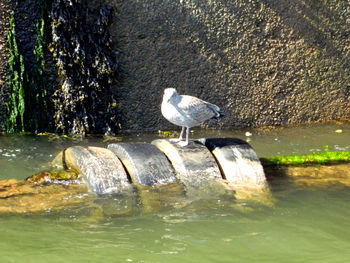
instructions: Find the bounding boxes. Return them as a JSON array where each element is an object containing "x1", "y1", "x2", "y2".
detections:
[
  {"x1": 111, "y1": 0, "x2": 349, "y2": 132},
  {"x1": 261, "y1": 0, "x2": 350, "y2": 70},
  {"x1": 260, "y1": 0, "x2": 350, "y2": 118}
]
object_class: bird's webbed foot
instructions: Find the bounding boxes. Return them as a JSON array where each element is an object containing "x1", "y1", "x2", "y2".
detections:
[
  {"x1": 170, "y1": 138, "x2": 183, "y2": 143},
  {"x1": 170, "y1": 127, "x2": 185, "y2": 143}
]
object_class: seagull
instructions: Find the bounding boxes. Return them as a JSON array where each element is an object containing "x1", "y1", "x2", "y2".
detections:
[{"x1": 161, "y1": 88, "x2": 224, "y2": 146}]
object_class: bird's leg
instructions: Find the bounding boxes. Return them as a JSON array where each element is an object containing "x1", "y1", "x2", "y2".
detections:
[
  {"x1": 186, "y1": 127, "x2": 190, "y2": 145},
  {"x1": 178, "y1": 127, "x2": 190, "y2": 147},
  {"x1": 179, "y1": 126, "x2": 185, "y2": 141},
  {"x1": 170, "y1": 127, "x2": 185, "y2": 142}
]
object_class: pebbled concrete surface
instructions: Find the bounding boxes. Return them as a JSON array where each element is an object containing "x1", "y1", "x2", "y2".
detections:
[{"x1": 110, "y1": 0, "x2": 350, "y2": 131}]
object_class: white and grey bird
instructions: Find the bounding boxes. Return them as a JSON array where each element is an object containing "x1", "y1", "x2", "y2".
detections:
[{"x1": 161, "y1": 88, "x2": 224, "y2": 146}]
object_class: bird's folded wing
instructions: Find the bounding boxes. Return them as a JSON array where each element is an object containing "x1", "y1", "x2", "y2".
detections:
[{"x1": 178, "y1": 95, "x2": 217, "y2": 122}]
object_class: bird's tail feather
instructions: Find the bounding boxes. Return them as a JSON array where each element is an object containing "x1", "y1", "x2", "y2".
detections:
[
  {"x1": 217, "y1": 110, "x2": 224, "y2": 118},
  {"x1": 207, "y1": 104, "x2": 224, "y2": 119},
  {"x1": 213, "y1": 110, "x2": 224, "y2": 119}
]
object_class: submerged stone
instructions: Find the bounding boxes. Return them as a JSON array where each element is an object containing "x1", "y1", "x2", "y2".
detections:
[
  {"x1": 265, "y1": 163, "x2": 350, "y2": 189},
  {"x1": 0, "y1": 179, "x2": 91, "y2": 214},
  {"x1": 137, "y1": 183, "x2": 186, "y2": 214}
]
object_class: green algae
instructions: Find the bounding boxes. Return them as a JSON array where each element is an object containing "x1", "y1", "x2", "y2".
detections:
[
  {"x1": 6, "y1": 11, "x2": 25, "y2": 133},
  {"x1": 26, "y1": 169, "x2": 80, "y2": 185},
  {"x1": 5, "y1": 1, "x2": 50, "y2": 133},
  {"x1": 260, "y1": 151, "x2": 350, "y2": 167}
]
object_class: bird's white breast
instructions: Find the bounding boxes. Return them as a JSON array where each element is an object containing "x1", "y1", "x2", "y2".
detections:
[{"x1": 161, "y1": 100, "x2": 189, "y2": 127}]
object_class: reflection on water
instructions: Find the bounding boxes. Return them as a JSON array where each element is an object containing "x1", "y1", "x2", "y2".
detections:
[
  {"x1": 0, "y1": 121, "x2": 349, "y2": 262},
  {"x1": 0, "y1": 184, "x2": 349, "y2": 263}
]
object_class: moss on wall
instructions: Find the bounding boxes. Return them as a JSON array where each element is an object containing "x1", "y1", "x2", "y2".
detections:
[
  {"x1": 0, "y1": 0, "x2": 119, "y2": 135},
  {"x1": 3, "y1": 1, "x2": 51, "y2": 133},
  {"x1": 50, "y1": 0, "x2": 119, "y2": 135},
  {"x1": 6, "y1": 11, "x2": 25, "y2": 132}
]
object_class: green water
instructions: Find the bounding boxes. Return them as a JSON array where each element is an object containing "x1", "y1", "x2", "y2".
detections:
[
  {"x1": 1, "y1": 187, "x2": 350, "y2": 263},
  {"x1": 0, "y1": 122, "x2": 350, "y2": 262}
]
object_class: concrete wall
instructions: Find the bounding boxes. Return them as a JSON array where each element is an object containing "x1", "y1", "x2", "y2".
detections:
[
  {"x1": 110, "y1": 0, "x2": 349, "y2": 131},
  {"x1": 0, "y1": 0, "x2": 349, "y2": 132}
]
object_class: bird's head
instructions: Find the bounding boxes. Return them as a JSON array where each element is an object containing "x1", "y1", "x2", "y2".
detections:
[{"x1": 163, "y1": 88, "x2": 178, "y2": 103}]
